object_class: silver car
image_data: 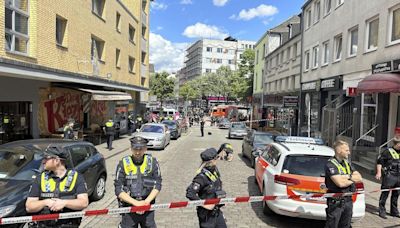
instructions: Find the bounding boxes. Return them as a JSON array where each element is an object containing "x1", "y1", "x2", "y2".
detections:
[
  {"x1": 228, "y1": 122, "x2": 248, "y2": 139},
  {"x1": 134, "y1": 123, "x2": 171, "y2": 149}
]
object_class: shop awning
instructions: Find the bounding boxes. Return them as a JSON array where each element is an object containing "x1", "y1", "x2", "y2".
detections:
[
  {"x1": 357, "y1": 73, "x2": 400, "y2": 94},
  {"x1": 78, "y1": 88, "x2": 132, "y2": 101}
]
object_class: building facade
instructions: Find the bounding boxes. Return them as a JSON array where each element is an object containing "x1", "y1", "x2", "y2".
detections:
[
  {"x1": 300, "y1": 0, "x2": 400, "y2": 171},
  {"x1": 0, "y1": 0, "x2": 151, "y2": 144}
]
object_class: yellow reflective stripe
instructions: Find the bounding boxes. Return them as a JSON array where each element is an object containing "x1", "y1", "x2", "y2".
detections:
[
  {"x1": 203, "y1": 170, "x2": 218, "y2": 182},
  {"x1": 41, "y1": 173, "x2": 56, "y2": 192},
  {"x1": 105, "y1": 122, "x2": 114, "y2": 127},
  {"x1": 330, "y1": 159, "x2": 350, "y2": 174},
  {"x1": 389, "y1": 148, "x2": 400, "y2": 159},
  {"x1": 59, "y1": 171, "x2": 78, "y2": 192},
  {"x1": 123, "y1": 155, "x2": 151, "y2": 175}
]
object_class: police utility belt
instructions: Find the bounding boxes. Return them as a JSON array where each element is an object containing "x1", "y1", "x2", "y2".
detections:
[
  {"x1": 122, "y1": 155, "x2": 156, "y2": 201},
  {"x1": 383, "y1": 148, "x2": 400, "y2": 175}
]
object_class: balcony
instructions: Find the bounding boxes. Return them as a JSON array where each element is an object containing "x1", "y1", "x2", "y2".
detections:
[
  {"x1": 141, "y1": 37, "x2": 147, "y2": 52},
  {"x1": 141, "y1": 63, "x2": 148, "y2": 78},
  {"x1": 141, "y1": 11, "x2": 147, "y2": 25}
]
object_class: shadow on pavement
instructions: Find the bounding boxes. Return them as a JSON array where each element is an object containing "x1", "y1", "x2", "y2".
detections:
[
  {"x1": 239, "y1": 153, "x2": 253, "y2": 169},
  {"x1": 247, "y1": 176, "x2": 325, "y2": 228}
]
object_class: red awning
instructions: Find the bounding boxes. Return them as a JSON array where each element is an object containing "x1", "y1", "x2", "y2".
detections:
[{"x1": 357, "y1": 73, "x2": 400, "y2": 94}]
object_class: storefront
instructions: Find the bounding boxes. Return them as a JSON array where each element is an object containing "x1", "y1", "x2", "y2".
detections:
[
  {"x1": 263, "y1": 94, "x2": 298, "y2": 135},
  {"x1": 300, "y1": 80, "x2": 321, "y2": 137}
]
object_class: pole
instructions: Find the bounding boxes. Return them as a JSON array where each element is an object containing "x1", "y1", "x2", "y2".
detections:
[{"x1": 250, "y1": 107, "x2": 253, "y2": 130}]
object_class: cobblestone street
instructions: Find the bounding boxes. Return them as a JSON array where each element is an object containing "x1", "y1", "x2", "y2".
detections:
[{"x1": 80, "y1": 125, "x2": 400, "y2": 228}]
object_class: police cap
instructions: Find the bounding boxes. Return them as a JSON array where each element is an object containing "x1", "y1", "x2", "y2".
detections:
[
  {"x1": 130, "y1": 136, "x2": 148, "y2": 149},
  {"x1": 201, "y1": 148, "x2": 218, "y2": 162},
  {"x1": 43, "y1": 147, "x2": 69, "y2": 160},
  {"x1": 222, "y1": 143, "x2": 233, "y2": 153}
]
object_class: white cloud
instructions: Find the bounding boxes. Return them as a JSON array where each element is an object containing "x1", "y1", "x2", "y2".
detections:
[
  {"x1": 213, "y1": 0, "x2": 228, "y2": 7},
  {"x1": 182, "y1": 23, "x2": 228, "y2": 39},
  {"x1": 262, "y1": 17, "x2": 274, "y2": 25},
  {"x1": 149, "y1": 33, "x2": 188, "y2": 73},
  {"x1": 151, "y1": 2, "x2": 168, "y2": 10},
  {"x1": 156, "y1": 26, "x2": 163, "y2": 31},
  {"x1": 231, "y1": 4, "x2": 278, "y2": 21},
  {"x1": 180, "y1": 0, "x2": 193, "y2": 4}
]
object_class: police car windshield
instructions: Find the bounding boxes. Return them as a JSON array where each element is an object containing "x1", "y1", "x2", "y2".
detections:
[
  {"x1": 0, "y1": 147, "x2": 42, "y2": 180},
  {"x1": 282, "y1": 155, "x2": 330, "y2": 177},
  {"x1": 141, "y1": 125, "x2": 164, "y2": 133}
]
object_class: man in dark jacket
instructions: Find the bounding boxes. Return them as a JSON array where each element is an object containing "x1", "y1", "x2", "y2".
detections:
[{"x1": 104, "y1": 119, "x2": 115, "y2": 151}]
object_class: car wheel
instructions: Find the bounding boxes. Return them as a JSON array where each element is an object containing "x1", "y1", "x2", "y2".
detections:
[
  {"x1": 161, "y1": 140, "x2": 166, "y2": 150},
  {"x1": 263, "y1": 184, "x2": 274, "y2": 215},
  {"x1": 91, "y1": 175, "x2": 106, "y2": 201},
  {"x1": 241, "y1": 145, "x2": 246, "y2": 158}
]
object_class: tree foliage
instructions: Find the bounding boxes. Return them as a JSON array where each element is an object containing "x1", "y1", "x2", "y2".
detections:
[
  {"x1": 238, "y1": 49, "x2": 255, "y2": 99},
  {"x1": 149, "y1": 72, "x2": 175, "y2": 106}
]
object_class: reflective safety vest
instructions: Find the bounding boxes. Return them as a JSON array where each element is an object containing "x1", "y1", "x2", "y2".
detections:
[
  {"x1": 105, "y1": 121, "x2": 114, "y2": 127},
  {"x1": 389, "y1": 148, "x2": 400, "y2": 159},
  {"x1": 123, "y1": 155, "x2": 153, "y2": 175},
  {"x1": 330, "y1": 158, "x2": 351, "y2": 175},
  {"x1": 122, "y1": 155, "x2": 155, "y2": 199},
  {"x1": 197, "y1": 168, "x2": 219, "y2": 182},
  {"x1": 40, "y1": 170, "x2": 78, "y2": 199}
]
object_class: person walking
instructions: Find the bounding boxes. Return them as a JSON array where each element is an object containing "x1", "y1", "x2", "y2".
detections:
[
  {"x1": 186, "y1": 148, "x2": 227, "y2": 228},
  {"x1": 25, "y1": 149, "x2": 88, "y2": 228},
  {"x1": 200, "y1": 118, "x2": 205, "y2": 137},
  {"x1": 104, "y1": 119, "x2": 115, "y2": 151},
  {"x1": 324, "y1": 140, "x2": 362, "y2": 228},
  {"x1": 114, "y1": 136, "x2": 162, "y2": 228},
  {"x1": 376, "y1": 136, "x2": 400, "y2": 219},
  {"x1": 63, "y1": 120, "x2": 75, "y2": 139}
]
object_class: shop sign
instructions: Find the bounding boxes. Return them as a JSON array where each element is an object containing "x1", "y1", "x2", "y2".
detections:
[
  {"x1": 346, "y1": 87, "x2": 358, "y2": 97},
  {"x1": 302, "y1": 81, "x2": 318, "y2": 91},
  {"x1": 372, "y1": 61, "x2": 392, "y2": 74},
  {"x1": 394, "y1": 59, "x2": 400, "y2": 71},
  {"x1": 320, "y1": 78, "x2": 340, "y2": 91},
  {"x1": 283, "y1": 96, "x2": 299, "y2": 107}
]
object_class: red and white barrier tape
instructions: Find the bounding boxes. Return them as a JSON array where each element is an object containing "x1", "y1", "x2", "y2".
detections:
[{"x1": 2, "y1": 187, "x2": 400, "y2": 225}]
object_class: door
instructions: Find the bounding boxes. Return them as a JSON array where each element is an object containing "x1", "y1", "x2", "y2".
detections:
[
  {"x1": 255, "y1": 146, "x2": 270, "y2": 189},
  {"x1": 360, "y1": 93, "x2": 378, "y2": 142},
  {"x1": 388, "y1": 93, "x2": 400, "y2": 139}
]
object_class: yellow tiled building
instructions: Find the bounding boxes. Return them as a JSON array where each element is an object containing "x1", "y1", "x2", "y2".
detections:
[{"x1": 0, "y1": 0, "x2": 151, "y2": 143}]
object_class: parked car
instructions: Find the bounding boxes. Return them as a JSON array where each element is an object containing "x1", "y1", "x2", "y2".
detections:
[
  {"x1": 228, "y1": 122, "x2": 248, "y2": 139},
  {"x1": 135, "y1": 123, "x2": 171, "y2": 149},
  {"x1": 254, "y1": 136, "x2": 365, "y2": 220},
  {"x1": 0, "y1": 139, "x2": 107, "y2": 227},
  {"x1": 161, "y1": 120, "x2": 182, "y2": 139},
  {"x1": 218, "y1": 118, "x2": 231, "y2": 129},
  {"x1": 242, "y1": 130, "x2": 282, "y2": 167}
]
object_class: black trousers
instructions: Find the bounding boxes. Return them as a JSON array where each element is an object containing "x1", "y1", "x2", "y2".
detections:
[
  {"x1": 201, "y1": 127, "x2": 204, "y2": 137},
  {"x1": 197, "y1": 208, "x2": 227, "y2": 228},
  {"x1": 106, "y1": 134, "x2": 114, "y2": 150},
  {"x1": 120, "y1": 211, "x2": 156, "y2": 228},
  {"x1": 379, "y1": 173, "x2": 400, "y2": 215},
  {"x1": 325, "y1": 197, "x2": 353, "y2": 228}
]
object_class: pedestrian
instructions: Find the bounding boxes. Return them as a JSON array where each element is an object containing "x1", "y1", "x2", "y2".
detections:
[
  {"x1": 136, "y1": 115, "x2": 143, "y2": 130},
  {"x1": 128, "y1": 112, "x2": 136, "y2": 136},
  {"x1": 376, "y1": 136, "x2": 400, "y2": 219},
  {"x1": 200, "y1": 118, "x2": 205, "y2": 137},
  {"x1": 25, "y1": 148, "x2": 88, "y2": 228},
  {"x1": 186, "y1": 148, "x2": 227, "y2": 228},
  {"x1": 104, "y1": 119, "x2": 115, "y2": 151},
  {"x1": 63, "y1": 120, "x2": 75, "y2": 139},
  {"x1": 324, "y1": 139, "x2": 362, "y2": 228},
  {"x1": 217, "y1": 143, "x2": 234, "y2": 162},
  {"x1": 114, "y1": 136, "x2": 162, "y2": 228}
]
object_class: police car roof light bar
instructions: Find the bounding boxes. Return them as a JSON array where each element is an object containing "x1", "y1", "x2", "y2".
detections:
[{"x1": 275, "y1": 136, "x2": 325, "y2": 145}]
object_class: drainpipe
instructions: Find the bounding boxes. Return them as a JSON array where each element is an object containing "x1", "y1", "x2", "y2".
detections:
[{"x1": 297, "y1": 12, "x2": 304, "y2": 136}]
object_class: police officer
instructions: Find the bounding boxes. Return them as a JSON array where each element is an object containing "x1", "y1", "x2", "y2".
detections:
[
  {"x1": 200, "y1": 118, "x2": 205, "y2": 137},
  {"x1": 186, "y1": 148, "x2": 227, "y2": 228},
  {"x1": 324, "y1": 140, "x2": 362, "y2": 228},
  {"x1": 217, "y1": 143, "x2": 233, "y2": 162},
  {"x1": 376, "y1": 136, "x2": 400, "y2": 219},
  {"x1": 26, "y1": 149, "x2": 88, "y2": 228},
  {"x1": 114, "y1": 136, "x2": 162, "y2": 228},
  {"x1": 104, "y1": 119, "x2": 115, "y2": 151},
  {"x1": 128, "y1": 113, "x2": 136, "y2": 135},
  {"x1": 63, "y1": 121, "x2": 75, "y2": 139},
  {"x1": 136, "y1": 115, "x2": 143, "y2": 130}
]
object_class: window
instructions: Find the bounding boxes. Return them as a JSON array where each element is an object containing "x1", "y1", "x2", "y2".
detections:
[
  {"x1": 206, "y1": 47, "x2": 212, "y2": 52},
  {"x1": 292, "y1": 42, "x2": 297, "y2": 59},
  {"x1": 322, "y1": 41, "x2": 329, "y2": 65},
  {"x1": 141, "y1": 51, "x2": 146, "y2": 64},
  {"x1": 325, "y1": 0, "x2": 332, "y2": 15},
  {"x1": 312, "y1": 45, "x2": 319, "y2": 68},
  {"x1": 275, "y1": 54, "x2": 279, "y2": 66},
  {"x1": 305, "y1": 50, "x2": 310, "y2": 70},
  {"x1": 286, "y1": 47, "x2": 291, "y2": 61},
  {"x1": 91, "y1": 36, "x2": 105, "y2": 61},
  {"x1": 334, "y1": 34, "x2": 342, "y2": 61},
  {"x1": 389, "y1": 5, "x2": 400, "y2": 43},
  {"x1": 280, "y1": 52, "x2": 284, "y2": 65},
  {"x1": 262, "y1": 43, "x2": 266, "y2": 57},
  {"x1": 129, "y1": 56, "x2": 135, "y2": 73},
  {"x1": 141, "y1": 25, "x2": 146, "y2": 37},
  {"x1": 314, "y1": 1, "x2": 321, "y2": 23},
  {"x1": 69, "y1": 146, "x2": 90, "y2": 167},
  {"x1": 366, "y1": 17, "x2": 379, "y2": 51},
  {"x1": 256, "y1": 50, "x2": 259, "y2": 64},
  {"x1": 116, "y1": 12, "x2": 121, "y2": 32},
  {"x1": 56, "y1": 16, "x2": 67, "y2": 46},
  {"x1": 266, "y1": 146, "x2": 281, "y2": 166},
  {"x1": 216, "y1": 58, "x2": 222, "y2": 64},
  {"x1": 217, "y1": 48, "x2": 222, "y2": 53},
  {"x1": 283, "y1": 155, "x2": 330, "y2": 177},
  {"x1": 348, "y1": 27, "x2": 358, "y2": 56},
  {"x1": 5, "y1": 0, "x2": 29, "y2": 53},
  {"x1": 129, "y1": 24, "x2": 135, "y2": 42},
  {"x1": 206, "y1": 69, "x2": 211, "y2": 73},
  {"x1": 228, "y1": 59, "x2": 234, "y2": 64},
  {"x1": 116, "y1": 49, "x2": 120, "y2": 68},
  {"x1": 306, "y1": 8, "x2": 312, "y2": 28},
  {"x1": 92, "y1": 0, "x2": 105, "y2": 18}
]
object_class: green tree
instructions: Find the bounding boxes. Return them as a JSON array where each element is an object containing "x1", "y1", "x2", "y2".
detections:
[
  {"x1": 238, "y1": 49, "x2": 255, "y2": 100},
  {"x1": 149, "y1": 72, "x2": 175, "y2": 107},
  {"x1": 179, "y1": 81, "x2": 199, "y2": 101}
]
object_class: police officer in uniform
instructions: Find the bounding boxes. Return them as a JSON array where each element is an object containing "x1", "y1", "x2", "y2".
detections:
[
  {"x1": 63, "y1": 121, "x2": 75, "y2": 140},
  {"x1": 114, "y1": 136, "x2": 162, "y2": 228},
  {"x1": 26, "y1": 149, "x2": 88, "y2": 228},
  {"x1": 200, "y1": 118, "x2": 205, "y2": 137},
  {"x1": 128, "y1": 113, "x2": 136, "y2": 135},
  {"x1": 104, "y1": 119, "x2": 115, "y2": 151},
  {"x1": 186, "y1": 148, "x2": 227, "y2": 228},
  {"x1": 217, "y1": 143, "x2": 233, "y2": 162},
  {"x1": 136, "y1": 115, "x2": 143, "y2": 130},
  {"x1": 324, "y1": 140, "x2": 362, "y2": 228},
  {"x1": 376, "y1": 136, "x2": 400, "y2": 219}
]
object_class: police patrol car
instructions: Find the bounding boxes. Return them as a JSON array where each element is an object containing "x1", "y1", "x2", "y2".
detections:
[{"x1": 254, "y1": 136, "x2": 365, "y2": 220}]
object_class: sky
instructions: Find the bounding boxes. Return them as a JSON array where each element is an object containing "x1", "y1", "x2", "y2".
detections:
[{"x1": 149, "y1": 0, "x2": 305, "y2": 73}]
